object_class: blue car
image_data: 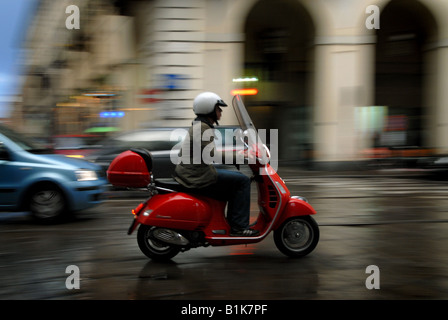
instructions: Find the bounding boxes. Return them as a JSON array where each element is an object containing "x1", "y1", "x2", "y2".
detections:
[{"x1": 0, "y1": 123, "x2": 107, "y2": 222}]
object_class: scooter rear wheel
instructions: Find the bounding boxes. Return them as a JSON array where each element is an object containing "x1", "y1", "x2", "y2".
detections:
[
  {"x1": 137, "y1": 225, "x2": 181, "y2": 261},
  {"x1": 274, "y1": 216, "x2": 319, "y2": 258}
]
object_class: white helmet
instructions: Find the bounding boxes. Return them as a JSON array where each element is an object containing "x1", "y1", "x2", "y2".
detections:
[{"x1": 193, "y1": 92, "x2": 227, "y2": 115}]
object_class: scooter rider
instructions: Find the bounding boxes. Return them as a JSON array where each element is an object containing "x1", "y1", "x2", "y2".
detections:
[{"x1": 174, "y1": 92, "x2": 260, "y2": 237}]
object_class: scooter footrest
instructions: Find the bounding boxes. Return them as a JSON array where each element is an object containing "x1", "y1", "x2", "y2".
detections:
[
  {"x1": 212, "y1": 230, "x2": 227, "y2": 235},
  {"x1": 154, "y1": 178, "x2": 227, "y2": 201}
]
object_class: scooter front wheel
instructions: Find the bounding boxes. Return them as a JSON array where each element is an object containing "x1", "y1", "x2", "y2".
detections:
[
  {"x1": 274, "y1": 216, "x2": 319, "y2": 258},
  {"x1": 137, "y1": 225, "x2": 181, "y2": 261}
]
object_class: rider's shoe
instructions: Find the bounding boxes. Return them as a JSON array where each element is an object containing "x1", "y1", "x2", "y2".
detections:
[{"x1": 230, "y1": 228, "x2": 260, "y2": 237}]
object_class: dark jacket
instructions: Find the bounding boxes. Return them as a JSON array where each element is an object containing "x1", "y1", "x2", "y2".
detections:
[{"x1": 174, "y1": 117, "x2": 218, "y2": 189}]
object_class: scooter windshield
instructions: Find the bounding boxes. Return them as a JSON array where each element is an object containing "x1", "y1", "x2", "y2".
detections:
[
  {"x1": 232, "y1": 94, "x2": 255, "y2": 132},
  {"x1": 232, "y1": 95, "x2": 270, "y2": 165}
]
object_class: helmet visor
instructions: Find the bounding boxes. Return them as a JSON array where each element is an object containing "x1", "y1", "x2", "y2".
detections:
[{"x1": 216, "y1": 99, "x2": 228, "y2": 107}]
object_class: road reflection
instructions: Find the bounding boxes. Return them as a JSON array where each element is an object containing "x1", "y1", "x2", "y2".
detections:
[
  {"x1": 132, "y1": 247, "x2": 320, "y2": 300},
  {"x1": 2, "y1": 174, "x2": 448, "y2": 299}
]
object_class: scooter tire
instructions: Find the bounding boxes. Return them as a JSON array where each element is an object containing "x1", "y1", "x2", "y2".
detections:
[
  {"x1": 274, "y1": 215, "x2": 319, "y2": 258},
  {"x1": 137, "y1": 225, "x2": 181, "y2": 261}
]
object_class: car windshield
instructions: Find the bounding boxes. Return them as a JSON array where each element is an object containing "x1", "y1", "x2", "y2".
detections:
[{"x1": 0, "y1": 124, "x2": 47, "y2": 152}]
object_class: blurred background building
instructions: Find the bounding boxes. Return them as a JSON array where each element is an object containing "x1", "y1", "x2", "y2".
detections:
[{"x1": 13, "y1": 0, "x2": 448, "y2": 168}]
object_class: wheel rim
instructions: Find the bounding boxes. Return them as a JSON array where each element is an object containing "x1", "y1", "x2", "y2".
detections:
[
  {"x1": 281, "y1": 219, "x2": 313, "y2": 252},
  {"x1": 30, "y1": 189, "x2": 64, "y2": 219}
]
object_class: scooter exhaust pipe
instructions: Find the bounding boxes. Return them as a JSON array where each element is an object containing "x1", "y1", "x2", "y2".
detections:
[{"x1": 151, "y1": 228, "x2": 189, "y2": 246}]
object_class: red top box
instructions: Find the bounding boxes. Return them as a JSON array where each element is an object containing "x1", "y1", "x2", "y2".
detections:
[{"x1": 107, "y1": 148, "x2": 152, "y2": 188}]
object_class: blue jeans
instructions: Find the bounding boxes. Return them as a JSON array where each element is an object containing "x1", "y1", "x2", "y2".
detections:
[{"x1": 198, "y1": 169, "x2": 251, "y2": 230}]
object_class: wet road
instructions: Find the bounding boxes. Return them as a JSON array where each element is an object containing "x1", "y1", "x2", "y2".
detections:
[{"x1": 2, "y1": 170, "x2": 448, "y2": 301}]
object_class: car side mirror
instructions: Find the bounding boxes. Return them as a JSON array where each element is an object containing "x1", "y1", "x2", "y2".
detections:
[{"x1": 0, "y1": 142, "x2": 10, "y2": 160}]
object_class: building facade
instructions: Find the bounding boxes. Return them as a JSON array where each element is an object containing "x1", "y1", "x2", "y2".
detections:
[{"x1": 19, "y1": 0, "x2": 448, "y2": 166}]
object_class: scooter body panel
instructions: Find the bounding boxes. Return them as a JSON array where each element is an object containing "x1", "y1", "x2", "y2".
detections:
[
  {"x1": 128, "y1": 163, "x2": 316, "y2": 245},
  {"x1": 135, "y1": 193, "x2": 214, "y2": 231},
  {"x1": 112, "y1": 94, "x2": 320, "y2": 259},
  {"x1": 201, "y1": 164, "x2": 294, "y2": 246}
]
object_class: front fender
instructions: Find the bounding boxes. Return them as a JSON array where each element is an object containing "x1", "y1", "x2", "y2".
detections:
[{"x1": 273, "y1": 197, "x2": 317, "y2": 230}]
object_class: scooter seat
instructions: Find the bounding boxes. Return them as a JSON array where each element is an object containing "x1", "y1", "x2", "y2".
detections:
[
  {"x1": 154, "y1": 178, "x2": 226, "y2": 201},
  {"x1": 155, "y1": 178, "x2": 191, "y2": 193}
]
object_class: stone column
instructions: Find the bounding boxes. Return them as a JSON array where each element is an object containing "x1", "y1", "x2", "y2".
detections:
[{"x1": 313, "y1": 36, "x2": 375, "y2": 168}]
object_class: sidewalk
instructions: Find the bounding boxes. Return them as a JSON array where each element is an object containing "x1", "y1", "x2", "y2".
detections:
[
  {"x1": 105, "y1": 163, "x2": 445, "y2": 199},
  {"x1": 277, "y1": 164, "x2": 441, "y2": 180}
]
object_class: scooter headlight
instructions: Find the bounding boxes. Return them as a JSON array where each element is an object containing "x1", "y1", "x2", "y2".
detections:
[{"x1": 291, "y1": 195, "x2": 309, "y2": 203}]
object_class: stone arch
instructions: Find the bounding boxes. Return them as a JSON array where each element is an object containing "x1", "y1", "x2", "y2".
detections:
[
  {"x1": 241, "y1": 0, "x2": 316, "y2": 161},
  {"x1": 374, "y1": 0, "x2": 438, "y2": 148}
]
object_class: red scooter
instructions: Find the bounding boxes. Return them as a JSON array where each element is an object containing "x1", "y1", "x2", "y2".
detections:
[{"x1": 107, "y1": 95, "x2": 319, "y2": 260}]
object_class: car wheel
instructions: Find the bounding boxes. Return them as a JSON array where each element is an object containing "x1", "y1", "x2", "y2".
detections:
[{"x1": 28, "y1": 184, "x2": 67, "y2": 223}]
